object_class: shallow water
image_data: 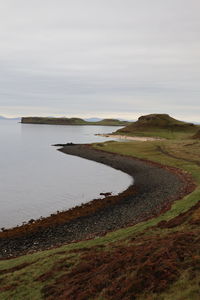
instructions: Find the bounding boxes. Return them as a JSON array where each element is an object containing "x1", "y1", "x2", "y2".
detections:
[{"x1": 0, "y1": 121, "x2": 132, "y2": 229}]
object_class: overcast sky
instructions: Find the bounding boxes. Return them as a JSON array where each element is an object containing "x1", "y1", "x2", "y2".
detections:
[{"x1": 0, "y1": 0, "x2": 199, "y2": 121}]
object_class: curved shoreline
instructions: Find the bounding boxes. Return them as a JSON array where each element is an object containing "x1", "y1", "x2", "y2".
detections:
[{"x1": 0, "y1": 144, "x2": 195, "y2": 258}]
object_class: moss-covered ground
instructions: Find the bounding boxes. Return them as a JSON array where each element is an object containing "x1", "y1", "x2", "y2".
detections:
[{"x1": 0, "y1": 138, "x2": 199, "y2": 300}]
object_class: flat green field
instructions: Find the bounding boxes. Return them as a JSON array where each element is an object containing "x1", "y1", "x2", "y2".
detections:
[{"x1": 0, "y1": 138, "x2": 200, "y2": 300}]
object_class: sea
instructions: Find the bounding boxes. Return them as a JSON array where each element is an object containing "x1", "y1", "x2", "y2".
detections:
[{"x1": 0, "y1": 120, "x2": 133, "y2": 229}]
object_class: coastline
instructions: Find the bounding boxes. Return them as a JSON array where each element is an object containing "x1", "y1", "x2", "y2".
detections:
[
  {"x1": 0, "y1": 144, "x2": 195, "y2": 258},
  {"x1": 95, "y1": 133, "x2": 164, "y2": 141}
]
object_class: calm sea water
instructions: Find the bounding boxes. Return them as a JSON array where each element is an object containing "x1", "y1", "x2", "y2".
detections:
[{"x1": 0, "y1": 120, "x2": 132, "y2": 229}]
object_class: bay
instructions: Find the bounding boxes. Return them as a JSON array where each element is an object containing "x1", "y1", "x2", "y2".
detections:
[{"x1": 0, "y1": 120, "x2": 133, "y2": 229}]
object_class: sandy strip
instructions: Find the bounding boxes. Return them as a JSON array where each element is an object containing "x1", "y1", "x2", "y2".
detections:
[{"x1": 95, "y1": 133, "x2": 163, "y2": 141}]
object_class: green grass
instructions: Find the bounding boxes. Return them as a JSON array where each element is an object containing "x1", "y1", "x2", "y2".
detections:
[
  {"x1": 0, "y1": 139, "x2": 199, "y2": 299},
  {"x1": 115, "y1": 127, "x2": 199, "y2": 139}
]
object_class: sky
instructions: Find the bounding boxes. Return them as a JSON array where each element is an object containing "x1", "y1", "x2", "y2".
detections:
[{"x1": 0, "y1": 0, "x2": 199, "y2": 122}]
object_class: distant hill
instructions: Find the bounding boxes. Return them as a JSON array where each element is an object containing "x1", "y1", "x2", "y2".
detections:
[
  {"x1": 115, "y1": 114, "x2": 198, "y2": 139},
  {"x1": 0, "y1": 116, "x2": 20, "y2": 120},
  {"x1": 85, "y1": 118, "x2": 135, "y2": 122},
  {"x1": 96, "y1": 118, "x2": 130, "y2": 126},
  {"x1": 85, "y1": 118, "x2": 102, "y2": 122},
  {"x1": 21, "y1": 117, "x2": 130, "y2": 126}
]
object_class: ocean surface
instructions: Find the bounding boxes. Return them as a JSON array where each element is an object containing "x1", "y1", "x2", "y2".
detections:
[{"x1": 0, "y1": 120, "x2": 133, "y2": 229}]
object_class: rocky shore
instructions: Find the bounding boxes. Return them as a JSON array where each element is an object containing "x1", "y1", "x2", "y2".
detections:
[{"x1": 0, "y1": 144, "x2": 195, "y2": 258}]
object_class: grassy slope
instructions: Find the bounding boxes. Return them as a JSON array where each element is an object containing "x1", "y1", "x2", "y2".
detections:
[
  {"x1": 0, "y1": 138, "x2": 200, "y2": 299},
  {"x1": 115, "y1": 114, "x2": 199, "y2": 139}
]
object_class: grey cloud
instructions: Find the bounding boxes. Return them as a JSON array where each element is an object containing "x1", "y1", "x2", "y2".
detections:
[{"x1": 0, "y1": 0, "x2": 199, "y2": 121}]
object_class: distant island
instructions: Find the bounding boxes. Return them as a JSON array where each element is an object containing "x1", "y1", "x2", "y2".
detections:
[{"x1": 21, "y1": 117, "x2": 131, "y2": 126}]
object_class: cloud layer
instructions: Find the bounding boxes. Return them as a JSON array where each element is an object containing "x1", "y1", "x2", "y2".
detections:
[{"x1": 0, "y1": 0, "x2": 199, "y2": 121}]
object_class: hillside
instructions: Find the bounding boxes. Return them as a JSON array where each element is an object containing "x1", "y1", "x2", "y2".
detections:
[
  {"x1": 21, "y1": 117, "x2": 130, "y2": 126},
  {"x1": 116, "y1": 114, "x2": 198, "y2": 139}
]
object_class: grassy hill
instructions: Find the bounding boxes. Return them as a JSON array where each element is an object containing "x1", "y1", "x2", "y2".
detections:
[
  {"x1": 21, "y1": 117, "x2": 130, "y2": 126},
  {"x1": 115, "y1": 114, "x2": 199, "y2": 139},
  {"x1": 0, "y1": 117, "x2": 200, "y2": 299}
]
